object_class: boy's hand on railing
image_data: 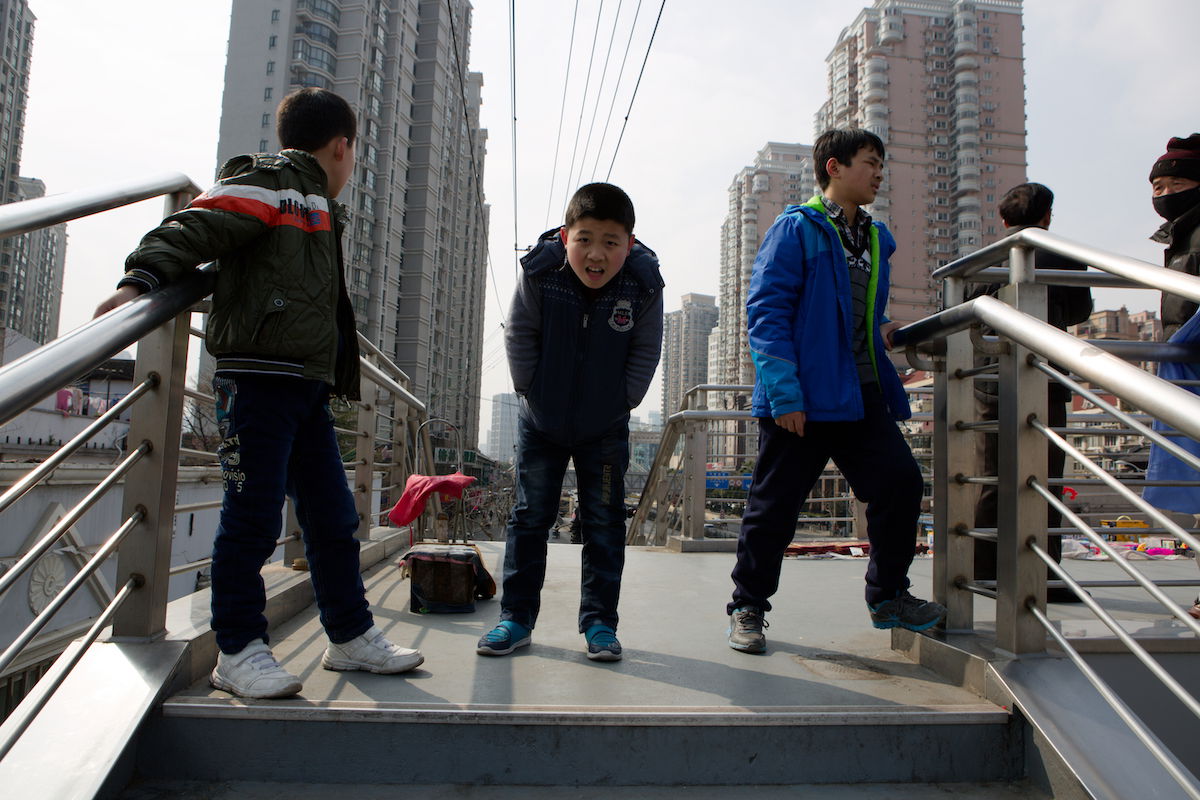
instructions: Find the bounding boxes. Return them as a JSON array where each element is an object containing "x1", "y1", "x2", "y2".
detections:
[
  {"x1": 93, "y1": 286, "x2": 142, "y2": 318},
  {"x1": 776, "y1": 410, "x2": 806, "y2": 437},
  {"x1": 880, "y1": 320, "x2": 902, "y2": 350}
]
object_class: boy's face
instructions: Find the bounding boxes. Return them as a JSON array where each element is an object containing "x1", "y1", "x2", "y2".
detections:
[
  {"x1": 827, "y1": 146, "x2": 884, "y2": 207},
  {"x1": 560, "y1": 216, "x2": 634, "y2": 290}
]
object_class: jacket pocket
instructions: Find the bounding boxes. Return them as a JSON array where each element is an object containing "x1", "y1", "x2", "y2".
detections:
[{"x1": 252, "y1": 288, "x2": 290, "y2": 344}]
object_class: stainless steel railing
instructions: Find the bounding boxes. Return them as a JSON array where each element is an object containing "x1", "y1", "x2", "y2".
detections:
[
  {"x1": 0, "y1": 172, "x2": 446, "y2": 751},
  {"x1": 905, "y1": 226, "x2": 1200, "y2": 796}
]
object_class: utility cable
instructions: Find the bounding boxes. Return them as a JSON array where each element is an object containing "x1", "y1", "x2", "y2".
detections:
[
  {"x1": 542, "y1": 0, "x2": 581, "y2": 231},
  {"x1": 508, "y1": 0, "x2": 520, "y2": 279},
  {"x1": 560, "y1": 0, "x2": 606, "y2": 215},
  {"x1": 444, "y1": 0, "x2": 506, "y2": 322},
  {"x1": 606, "y1": 0, "x2": 667, "y2": 181},
  {"x1": 573, "y1": 0, "x2": 624, "y2": 191},
  {"x1": 590, "y1": 0, "x2": 643, "y2": 181}
]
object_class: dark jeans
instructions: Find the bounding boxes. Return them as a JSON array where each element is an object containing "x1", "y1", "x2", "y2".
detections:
[
  {"x1": 210, "y1": 374, "x2": 372, "y2": 654},
  {"x1": 973, "y1": 393, "x2": 1066, "y2": 580},
  {"x1": 500, "y1": 415, "x2": 630, "y2": 632},
  {"x1": 729, "y1": 386, "x2": 924, "y2": 611}
]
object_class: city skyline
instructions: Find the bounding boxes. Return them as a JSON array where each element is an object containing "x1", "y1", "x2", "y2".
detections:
[{"x1": 13, "y1": 0, "x2": 1200, "y2": 440}]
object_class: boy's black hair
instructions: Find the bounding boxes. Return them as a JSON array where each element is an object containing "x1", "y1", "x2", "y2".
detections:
[
  {"x1": 998, "y1": 182, "x2": 1054, "y2": 227},
  {"x1": 564, "y1": 183, "x2": 636, "y2": 234},
  {"x1": 813, "y1": 129, "x2": 886, "y2": 189},
  {"x1": 275, "y1": 88, "x2": 357, "y2": 152}
]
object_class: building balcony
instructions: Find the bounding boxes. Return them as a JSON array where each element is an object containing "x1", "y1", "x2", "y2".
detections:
[
  {"x1": 864, "y1": 102, "x2": 889, "y2": 120},
  {"x1": 862, "y1": 83, "x2": 888, "y2": 103},
  {"x1": 953, "y1": 54, "x2": 979, "y2": 73}
]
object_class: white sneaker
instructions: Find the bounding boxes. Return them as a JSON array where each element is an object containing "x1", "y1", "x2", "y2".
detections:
[
  {"x1": 322, "y1": 625, "x2": 424, "y2": 674},
  {"x1": 210, "y1": 641, "x2": 303, "y2": 699}
]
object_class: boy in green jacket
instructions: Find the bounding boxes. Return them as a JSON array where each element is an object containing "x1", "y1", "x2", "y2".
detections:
[{"x1": 95, "y1": 88, "x2": 423, "y2": 698}]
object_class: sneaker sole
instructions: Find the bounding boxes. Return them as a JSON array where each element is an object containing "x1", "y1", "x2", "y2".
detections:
[
  {"x1": 321, "y1": 653, "x2": 425, "y2": 673},
  {"x1": 586, "y1": 649, "x2": 622, "y2": 662},
  {"x1": 209, "y1": 670, "x2": 302, "y2": 699},
  {"x1": 871, "y1": 617, "x2": 942, "y2": 632},
  {"x1": 728, "y1": 637, "x2": 767, "y2": 654},
  {"x1": 476, "y1": 636, "x2": 531, "y2": 656}
]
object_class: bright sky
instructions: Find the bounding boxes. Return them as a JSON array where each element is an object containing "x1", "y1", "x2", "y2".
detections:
[{"x1": 18, "y1": 0, "x2": 1200, "y2": 442}]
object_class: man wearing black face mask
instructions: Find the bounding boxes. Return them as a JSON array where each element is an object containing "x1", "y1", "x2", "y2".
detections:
[{"x1": 1150, "y1": 133, "x2": 1200, "y2": 339}]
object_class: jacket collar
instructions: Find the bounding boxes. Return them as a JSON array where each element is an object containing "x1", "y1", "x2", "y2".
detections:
[
  {"x1": 1151, "y1": 201, "x2": 1200, "y2": 247},
  {"x1": 279, "y1": 148, "x2": 329, "y2": 192}
]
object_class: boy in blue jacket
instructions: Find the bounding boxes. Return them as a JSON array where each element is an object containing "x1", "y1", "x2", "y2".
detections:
[
  {"x1": 477, "y1": 183, "x2": 663, "y2": 661},
  {"x1": 726, "y1": 129, "x2": 945, "y2": 654}
]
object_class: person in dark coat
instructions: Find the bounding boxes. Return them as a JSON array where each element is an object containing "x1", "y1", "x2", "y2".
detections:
[{"x1": 1149, "y1": 134, "x2": 1200, "y2": 340}]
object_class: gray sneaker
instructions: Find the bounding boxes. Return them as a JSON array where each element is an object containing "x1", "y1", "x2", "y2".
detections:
[
  {"x1": 868, "y1": 592, "x2": 945, "y2": 631},
  {"x1": 728, "y1": 606, "x2": 768, "y2": 654}
]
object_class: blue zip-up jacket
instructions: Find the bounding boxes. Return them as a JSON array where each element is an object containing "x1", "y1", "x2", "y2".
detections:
[
  {"x1": 748, "y1": 199, "x2": 911, "y2": 422},
  {"x1": 506, "y1": 229, "x2": 665, "y2": 444}
]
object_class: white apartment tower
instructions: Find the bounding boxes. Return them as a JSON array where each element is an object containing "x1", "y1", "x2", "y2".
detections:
[
  {"x1": 815, "y1": 0, "x2": 1027, "y2": 324},
  {"x1": 486, "y1": 391, "x2": 519, "y2": 465},
  {"x1": 715, "y1": 142, "x2": 816, "y2": 389},
  {"x1": 216, "y1": 0, "x2": 489, "y2": 449},
  {"x1": 0, "y1": 2, "x2": 66, "y2": 344},
  {"x1": 660, "y1": 293, "x2": 719, "y2": 420}
]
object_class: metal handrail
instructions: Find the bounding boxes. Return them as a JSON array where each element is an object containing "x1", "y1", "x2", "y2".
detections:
[{"x1": 0, "y1": 172, "x2": 197, "y2": 239}]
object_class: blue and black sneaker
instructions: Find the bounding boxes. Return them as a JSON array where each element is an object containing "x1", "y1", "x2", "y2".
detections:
[
  {"x1": 476, "y1": 620, "x2": 532, "y2": 656},
  {"x1": 585, "y1": 624, "x2": 622, "y2": 662},
  {"x1": 868, "y1": 591, "x2": 945, "y2": 631}
]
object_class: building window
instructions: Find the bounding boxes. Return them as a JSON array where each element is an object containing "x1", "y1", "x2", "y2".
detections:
[
  {"x1": 261, "y1": 113, "x2": 270, "y2": 127},
  {"x1": 266, "y1": 60, "x2": 275, "y2": 74},
  {"x1": 271, "y1": 9, "x2": 280, "y2": 22},
  {"x1": 268, "y1": 34, "x2": 277, "y2": 49},
  {"x1": 264, "y1": 86, "x2": 273, "y2": 101},
  {"x1": 259, "y1": 139, "x2": 269, "y2": 151}
]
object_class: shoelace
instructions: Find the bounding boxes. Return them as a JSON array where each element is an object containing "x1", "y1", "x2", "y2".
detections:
[
  {"x1": 589, "y1": 627, "x2": 619, "y2": 647},
  {"x1": 733, "y1": 611, "x2": 768, "y2": 632}
]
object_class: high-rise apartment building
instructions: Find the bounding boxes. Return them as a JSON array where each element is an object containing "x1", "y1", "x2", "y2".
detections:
[
  {"x1": 715, "y1": 142, "x2": 815, "y2": 389},
  {"x1": 486, "y1": 391, "x2": 519, "y2": 464},
  {"x1": 216, "y1": 0, "x2": 489, "y2": 448},
  {"x1": 661, "y1": 293, "x2": 719, "y2": 419},
  {"x1": 815, "y1": 0, "x2": 1027, "y2": 324},
  {"x1": 0, "y1": 2, "x2": 66, "y2": 344}
]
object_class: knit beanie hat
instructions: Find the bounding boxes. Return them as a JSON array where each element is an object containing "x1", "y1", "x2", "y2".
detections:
[{"x1": 1149, "y1": 134, "x2": 1200, "y2": 182}]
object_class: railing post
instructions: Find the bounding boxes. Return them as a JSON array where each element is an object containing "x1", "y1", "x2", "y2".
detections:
[
  {"x1": 934, "y1": 275, "x2": 976, "y2": 630},
  {"x1": 996, "y1": 243, "x2": 1049, "y2": 653},
  {"x1": 111, "y1": 317, "x2": 190, "y2": 640},
  {"x1": 681, "y1": 420, "x2": 706, "y2": 540},
  {"x1": 353, "y1": 372, "x2": 377, "y2": 540},
  {"x1": 111, "y1": 191, "x2": 195, "y2": 640}
]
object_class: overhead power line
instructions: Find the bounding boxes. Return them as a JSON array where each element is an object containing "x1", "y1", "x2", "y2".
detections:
[
  {"x1": 559, "y1": 0, "x2": 606, "y2": 217},
  {"x1": 573, "y1": 0, "x2": 625, "y2": 192},
  {"x1": 606, "y1": 0, "x2": 667, "y2": 181},
  {"x1": 590, "y1": 0, "x2": 644, "y2": 181},
  {"x1": 508, "y1": 0, "x2": 520, "y2": 280},
  {"x1": 542, "y1": 0, "x2": 582, "y2": 231}
]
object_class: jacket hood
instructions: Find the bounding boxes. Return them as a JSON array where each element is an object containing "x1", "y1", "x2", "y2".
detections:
[{"x1": 521, "y1": 227, "x2": 665, "y2": 292}]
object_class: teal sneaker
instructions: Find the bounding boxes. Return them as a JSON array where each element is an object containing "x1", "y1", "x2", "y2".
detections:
[
  {"x1": 476, "y1": 620, "x2": 531, "y2": 656},
  {"x1": 584, "y1": 624, "x2": 622, "y2": 662},
  {"x1": 868, "y1": 591, "x2": 945, "y2": 631}
]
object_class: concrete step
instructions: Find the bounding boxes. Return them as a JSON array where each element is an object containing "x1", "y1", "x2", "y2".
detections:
[{"x1": 138, "y1": 696, "x2": 1019, "y2": 786}]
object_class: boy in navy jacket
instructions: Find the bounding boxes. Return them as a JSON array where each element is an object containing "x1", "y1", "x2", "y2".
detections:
[
  {"x1": 477, "y1": 183, "x2": 663, "y2": 661},
  {"x1": 726, "y1": 129, "x2": 945, "y2": 654}
]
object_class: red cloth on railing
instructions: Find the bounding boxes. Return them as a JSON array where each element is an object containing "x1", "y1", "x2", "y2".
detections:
[{"x1": 388, "y1": 472, "x2": 477, "y2": 526}]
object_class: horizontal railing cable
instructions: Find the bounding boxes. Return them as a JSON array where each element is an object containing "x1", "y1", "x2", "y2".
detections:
[
  {"x1": 1030, "y1": 418, "x2": 1200, "y2": 552},
  {"x1": 0, "y1": 509, "x2": 144, "y2": 677},
  {"x1": 0, "y1": 442, "x2": 150, "y2": 599},
  {"x1": 1032, "y1": 358, "x2": 1200, "y2": 473},
  {"x1": 0, "y1": 575, "x2": 140, "y2": 761},
  {"x1": 169, "y1": 532, "x2": 301, "y2": 577},
  {"x1": 1029, "y1": 479, "x2": 1200, "y2": 635},
  {"x1": 0, "y1": 377, "x2": 153, "y2": 514},
  {"x1": 1027, "y1": 600, "x2": 1200, "y2": 800}
]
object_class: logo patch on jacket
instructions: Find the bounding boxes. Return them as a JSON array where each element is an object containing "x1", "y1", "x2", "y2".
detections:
[{"x1": 609, "y1": 300, "x2": 634, "y2": 332}]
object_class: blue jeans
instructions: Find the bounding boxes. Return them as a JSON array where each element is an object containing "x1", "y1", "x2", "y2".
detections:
[
  {"x1": 500, "y1": 415, "x2": 630, "y2": 632},
  {"x1": 210, "y1": 374, "x2": 372, "y2": 654}
]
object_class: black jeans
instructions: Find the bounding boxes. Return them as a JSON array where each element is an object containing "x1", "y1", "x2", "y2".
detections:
[
  {"x1": 210, "y1": 374, "x2": 372, "y2": 654},
  {"x1": 500, "y1": 416, "x2": 630, "y2": 632},
  {"x1": 729, "y1": 385, "x2": 924, "y2": 611}
]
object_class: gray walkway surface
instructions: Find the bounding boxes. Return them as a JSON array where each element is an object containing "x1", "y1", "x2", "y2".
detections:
[{"x1": 168, "y1": 540, "x2": 1200, "y2": 711}]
